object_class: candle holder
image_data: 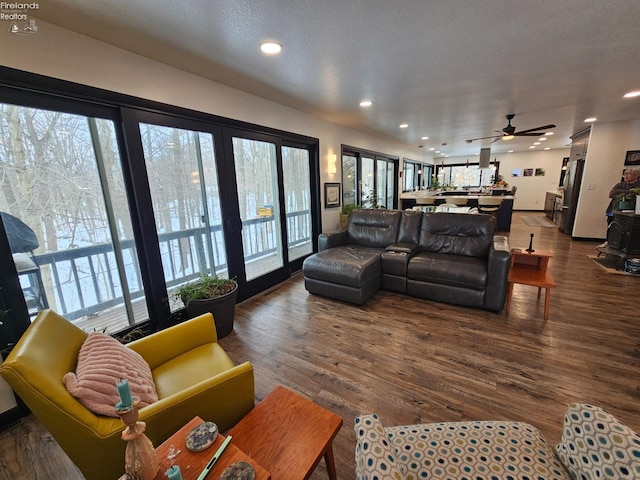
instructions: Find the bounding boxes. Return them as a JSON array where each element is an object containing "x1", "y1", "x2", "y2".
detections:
[
  {"x1": 116, "y1": 399, "x2": 159, "y2": 480},
  {"x1": 526, "y1": 233, "x2": 535, "y2": 253}
]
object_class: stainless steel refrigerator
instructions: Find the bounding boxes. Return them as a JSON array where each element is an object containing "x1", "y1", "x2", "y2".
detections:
[{"x1": 559, "y1": 159, "x2": 585, "y2": 235}]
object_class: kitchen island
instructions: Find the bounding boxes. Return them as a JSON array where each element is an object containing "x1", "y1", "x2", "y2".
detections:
[{"x1": 401, "y1": 191, "x2": 515, "y2": 231}]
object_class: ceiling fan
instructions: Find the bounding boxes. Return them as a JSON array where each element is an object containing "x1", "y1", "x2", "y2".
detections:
[{"x1": 465, "y1": 114, "x2": 556, "y2": 143}]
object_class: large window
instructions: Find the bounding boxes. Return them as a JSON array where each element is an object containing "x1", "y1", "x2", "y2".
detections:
[
  {"x1": 0, "y1": 103, "x2": 147, "y2": 332},
  {"x1": 341, "y1": 146, "x2": 398, "y2": 209},
  {"x1": 0, "y1": 69, "x2": 319, "y2": 345},
  {"x1": 403, "y1": 159, "x2": 433, "y2": 192},
  {"x1": 435, "y1": 161, "x2": 498, "y2": 188}
]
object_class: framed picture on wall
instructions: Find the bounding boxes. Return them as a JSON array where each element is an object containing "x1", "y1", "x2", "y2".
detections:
[
  {"x1": 324, "y1": 182, "x2": 341, "y2": 208},
  {"x1": 624, "y1": 150, "x2": 640, "y2": 165}
]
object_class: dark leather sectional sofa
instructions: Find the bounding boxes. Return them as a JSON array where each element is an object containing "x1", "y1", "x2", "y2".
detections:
[{"x1": 302, "y1": 208, "x2": 511, "y2": 311}]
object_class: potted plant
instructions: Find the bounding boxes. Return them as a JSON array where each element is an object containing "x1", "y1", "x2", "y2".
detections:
[
  {"x1": 340, "y1": 203, "x2": 358, "y2": 230},
  {"x1": 615, "y1": 188, "x2": 640, "y2": 211},
  {"x1": 175, "y1": 275, "x2": 238, "y2": 338}
]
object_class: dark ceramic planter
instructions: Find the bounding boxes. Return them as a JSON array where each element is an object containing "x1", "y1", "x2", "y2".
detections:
[{"x1": 183, "y1": 282, "x2": 238, "y2": 339}]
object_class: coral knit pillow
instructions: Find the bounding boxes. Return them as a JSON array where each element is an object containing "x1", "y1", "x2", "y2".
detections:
[{"x1": 63, "y1": 332, "x2": 158, "y2": 417}]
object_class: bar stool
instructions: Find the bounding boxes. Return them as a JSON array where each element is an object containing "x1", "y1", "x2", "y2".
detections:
[
  {"x1": 445, "y1": 197, "x2": 468, "y2": 207},
  {"x1": 478, "y1": 197, "x2": 503, "y2": 217}
]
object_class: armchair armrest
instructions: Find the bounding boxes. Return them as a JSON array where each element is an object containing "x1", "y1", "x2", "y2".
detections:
[
  {"x1": 318, "y1": 230, "x2": 348, "y2": 251},
  {"x1": 484, "y1": 235, "x2": 511, "y2": 312},
  {"x1": 354, "y1": 414, "x2": 404, "y2": 479}
]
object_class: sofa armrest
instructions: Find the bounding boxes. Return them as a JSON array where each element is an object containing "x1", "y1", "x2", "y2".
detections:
[
  {"x1": 385, "y1": 242, "x2": 418, "y2": 255},
  {"x1": 318, "y1": 230, "x2": 348, "y2": 251},
  {"x1": 354, "y1": 414, "x2": 404, "y2": 480},
  {"x1": 483, "y1": 235, "x2": 511, "y2": 311}
]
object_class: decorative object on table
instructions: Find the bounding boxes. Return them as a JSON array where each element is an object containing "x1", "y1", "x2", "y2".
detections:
[
  {"x1": 175, "y1": 275, "x2": 238, "y2": 338},
  {"x1": 185, "y1": 421, "x2": 219, "y2": 452},
  {"x1": 526, "y1": 233, "x2": 535, "y2": 252},
  {"x1": 196, "y1": 435, "x2": 233, "y2": 480},
  {"x1": 165, "y1": 465, "x2": 183, "y2": 480},
  {"x1": 220, "y1": 461, "x2": 256, "y2": 480},
  {"x1": 324, "y1": 182, "x2": 341, "y2": 208},
  {"x1": 115, "y1": 379, "x2": 159, "y2": 480}
]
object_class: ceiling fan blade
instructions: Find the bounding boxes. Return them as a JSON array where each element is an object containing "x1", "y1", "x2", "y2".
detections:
[
  {"x1": 514, "y1": 132, "x2": 545, "y2": 136},
  {"x1": 514, "y1": 124, "x2": 556, "y2": 135},
  {"x1": 490, "y1": 136, "x2": 503, "y2": 144},
  {"x1": 466, "y1": 134, "x2": 502, "y2": 143}
]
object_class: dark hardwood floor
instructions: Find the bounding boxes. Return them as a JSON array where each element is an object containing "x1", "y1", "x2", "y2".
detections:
[{"x1": 1, "y1": 212, "x2": 639, "y2": 480}]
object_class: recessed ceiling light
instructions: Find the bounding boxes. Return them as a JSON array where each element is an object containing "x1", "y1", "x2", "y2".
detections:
[
  {"x1": 544, "y1": 147, "x2": 550, "y2": 150},
  {"x1": 584, "y1": 117, "x2": 597, "y2": 122},
  {"x1": 399, "y1": 123, "x2": 409, "y2": 129},
  {"x1": 435, "y1": 150, "x2": 441, "y2": 153},
  {"x1": 623, "y1": 91, "x2": 640, "y2": 98},
  {"x1": 429, "y1": 147, "x2": 435, "y2": 151},
  {"x1": 421, "y1": 136, "x2": 429, "y2": 140},
  {"x1": 534, "y1": 142, "x2": 541, "y2": 145},
  {"x1": 260, "y1": 41, "x2": 282, "y2": 54},
  {"x1": 539, "y1": 137, "x2": 547, "y2": 141},
  {"x1": 529, "y1": 146, "x2": 536, "y2": 149},
  {"x1": 508, "y1": 150, "x2": 514, "y2": 153},
  {"x1": 545, "y1": 132, "x2": 554, "y2": 136},
  {"x1": 359, "y1": 100, "x2": 372, "y2": 107}
]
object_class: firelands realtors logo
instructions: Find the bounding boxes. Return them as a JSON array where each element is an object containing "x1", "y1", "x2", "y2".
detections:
[{"x1": 1, "y1": 2, "x2": 39, "y2": 35}]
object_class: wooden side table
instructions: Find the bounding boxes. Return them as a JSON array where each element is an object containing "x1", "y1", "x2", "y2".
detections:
[
  {"x1": 229, "y1": 385, "x2": 343, "y2": 480},
  {"x1": 153, "y1": 417, "x2": 270, "y2": 480},
  {"x1": 506, "y1": 249, "x2": 556, "y2": 320}
]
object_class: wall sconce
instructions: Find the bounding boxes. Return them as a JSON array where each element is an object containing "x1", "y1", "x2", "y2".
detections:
[{"x1": 328, "y1": 154, "x2": 337, "y2": 174}]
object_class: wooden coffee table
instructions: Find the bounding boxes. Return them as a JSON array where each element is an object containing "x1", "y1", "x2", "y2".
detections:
[
  {"x1": 506, "y1": 249, "x2": 556, "y2": 320},
  {"x1": 229, "y1": 385, "x2": 343, "y2": 480},
  {"x1": 153, "y1": 417, "x2": 270, "y2": 480}
]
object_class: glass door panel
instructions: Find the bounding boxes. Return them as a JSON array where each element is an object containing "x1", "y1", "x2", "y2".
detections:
[
  {"x1": 0, "y1": 103, "x2": 147, "y2": 331},
  {"x1": 342, "y1": 154, "x2": 357, "y2": 206},
  {"x1": 231, "y1": 137, "x2": 283, "y2": 281},
  {"x1": 282, "y1": 146, "x2": 312, "y2": 262},
  {"x1": 140, "y1": 123, "x2": 226, "y2": 313},
  {"x1": 361, "y1": 156, "x2": 375, "y2": 206},
  {"x1": 387, "y1": 162, "x2": 396, "y2": 208},
  {"x1": 376, "y1": 159, "x2": 388, "y2": 208}
]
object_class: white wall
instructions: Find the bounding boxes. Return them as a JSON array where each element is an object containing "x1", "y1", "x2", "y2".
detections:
[
  {"x1": 574, "y1": 119, "x2": 640, "y2": 239},
  {"x1": 440, "y1": 149, "x2": 570, "y2": 210},
  {"x1": 0, "y1": 21, "x2": 432, "y2": 233}
]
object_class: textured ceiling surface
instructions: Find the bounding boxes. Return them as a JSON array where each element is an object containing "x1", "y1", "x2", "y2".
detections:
[{"x1": 33, "y1": 0, "x2": 640, "y2": 156}]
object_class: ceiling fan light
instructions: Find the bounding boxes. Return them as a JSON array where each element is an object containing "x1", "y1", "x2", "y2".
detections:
[{"x1": 502, "y1": 135, "x2": 514, "y2": 141}]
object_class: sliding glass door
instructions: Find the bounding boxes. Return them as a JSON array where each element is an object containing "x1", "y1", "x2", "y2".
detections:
[
  {"x1": 0, "y1": 102, "x2": 147, "y2": 332},
  {"x1": 139, "y1": 121, "x2": 228, "y2": 313}
]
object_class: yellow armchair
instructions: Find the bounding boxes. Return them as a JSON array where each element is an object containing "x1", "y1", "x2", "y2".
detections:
[{"x1": 0, "y1": 309, "x2": 254, "y2": 480}]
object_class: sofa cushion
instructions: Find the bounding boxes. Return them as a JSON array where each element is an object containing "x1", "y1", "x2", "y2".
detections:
[
  {"x1": 398, "y1": 210, "x2": 422, "y2": 244},
  {"x1": 408, "y1": 251, "x2": 488, "y2": 290},
  {"x1": 418, "y1": 213, "x2": 494, "y2": 257},
  {"x1": 348, "y1": 209, "x2": 402, "y2": 248},
  {"x1": 385, "y1": 420, "x2": 569, "y2": 480},
  {"x1": 302, "y1": 245, "x2": 383, "y2": 288},
  {"x1": 555, "y1": 403, "x2": 640, "y2": 480}
]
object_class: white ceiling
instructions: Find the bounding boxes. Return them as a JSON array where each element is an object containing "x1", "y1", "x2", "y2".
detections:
[{"x1": 33, "y1": 0, "x2": 640, "y2": 157}]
